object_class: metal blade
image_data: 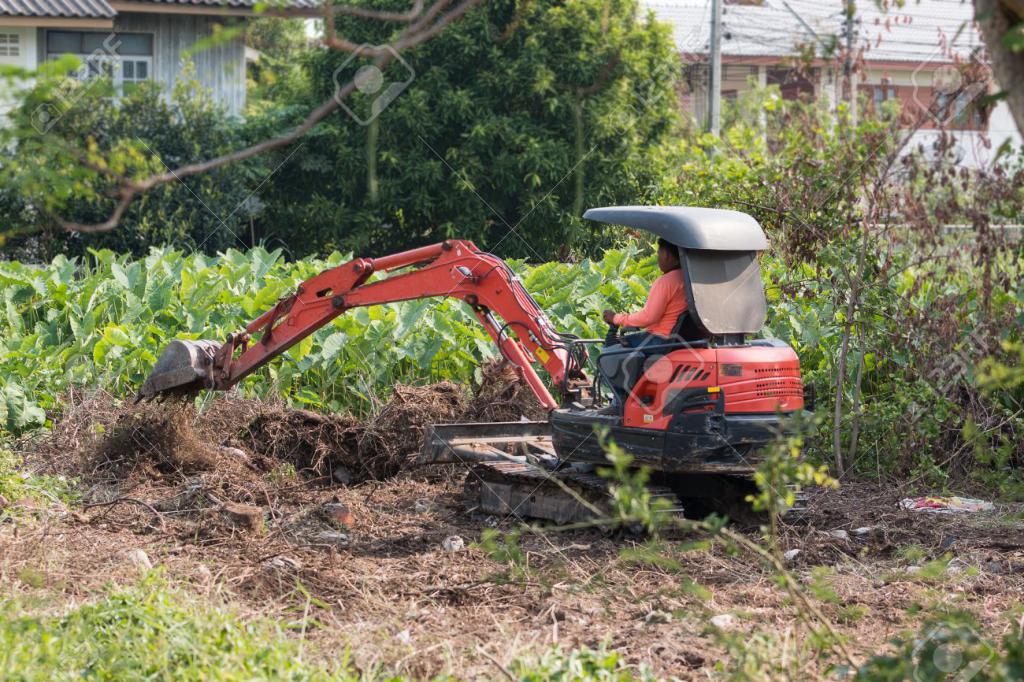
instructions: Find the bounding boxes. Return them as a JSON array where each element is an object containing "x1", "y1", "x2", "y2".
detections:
[{"x1": 136, "y1": 339, "x2": 221, "y2": 401}]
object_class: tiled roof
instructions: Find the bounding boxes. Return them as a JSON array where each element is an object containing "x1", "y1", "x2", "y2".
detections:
[
  {"x1": 0, "y1": 0, "x2": 318, "y2": 17},
  {"x1": 0, "y1": 0, "x2": 116, "y2": 18},
  {"x1": 641, "y1": 0, "x2": 985, "y2": 65},
  {"x1": 125, "y1": 0, "x2": 320, "y2": 8}
]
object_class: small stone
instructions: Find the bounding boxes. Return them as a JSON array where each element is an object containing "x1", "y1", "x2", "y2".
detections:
[
  {"x1": 851, "y1": 526, "x2": 874, "y2": 536},
  {"x1": 218, "y1": 446, "x2": 249, "y2": 462},
  {"x1": 947, "y1": 558, "x2": 967, "y2": 575},
  {"x1": 783, "y1": 549, "x2": 802, "y2": 562},
  {"x1": 220, "y1": 502, "x2": 264, "y2": 533},
  {"x1": 321, "y1": 502, "x2": 353, "y2": 527},
  {"x1": 710, "y1": 614, "x2": 735, "y2": 629},
  {"x1": 827, "y1": 530, "x2": 850, "y2": 541},
  {"x1": 195, "y1": 564, "x2": 213, "y2": 583},
  {"x1": 126, "y1": 548, "x2": 153, "y2": 571},
  {"x1": 442, "y1": 535, "x2": 464, "y2": 552},
  {"x1": 267, "y1": 556, "x2": 302, "y2": 571},
  {"x1": 644, "y1": 609, "x2": 672, "y2": 624},
  {"x1": 395, "y1": 629, "x2": 412, "y2": 645},
  {"x1": 413, "y1": 499, "x2": 431, "y2": 514},
  {"x1": 906, "y1": 565, "x2": 921, "y2": 575},
  {"x1": 314, "y1": 530, "x2": 350, "y2": 547},
  {"x1": 333, "y1": 467, "x2": 353, "y2": 485}
]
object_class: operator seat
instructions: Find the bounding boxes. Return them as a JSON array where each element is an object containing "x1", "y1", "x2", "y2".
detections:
[{"x1": 598, "y1": 308, "x2": 710, "y2": 406}]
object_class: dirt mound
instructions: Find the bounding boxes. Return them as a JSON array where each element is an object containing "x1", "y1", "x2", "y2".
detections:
[
  {"x1": 91, "y1": 405, "x2": 217, "y2": 479},
  {"x1": 240, "y1": 408, "x2": 362, "y2": 479},
  {"x1": 462, "y1": 360, "x2": 546, "y2": 422},
  {"x1": 239, "y1": 382, "x2": 467, "y2": 482},
  {"x1": 357, "y1": 381, "x2": 467, "y2": 479}
]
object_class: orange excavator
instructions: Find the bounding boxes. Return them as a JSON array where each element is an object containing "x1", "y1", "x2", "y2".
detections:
[{"x1": 139, "y1": 207, "x2": 810, "y2": 522}]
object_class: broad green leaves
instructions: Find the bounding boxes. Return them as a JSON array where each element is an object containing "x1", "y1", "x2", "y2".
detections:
[{"x1": 0, "y1": 245, "x2": 658, "y2": 432}]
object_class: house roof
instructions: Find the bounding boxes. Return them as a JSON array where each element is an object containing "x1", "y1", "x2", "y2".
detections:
[
  {"x1": 0, "y1": 0, "x2": 318, "y2": 18},
  {"x1": 0, "y1": 0, "x2": 115, "y2": 18},
  {"x1": 641, "y1": 0, "x2": 986, "y2": 66},
  {"x1": 121, "y1": 0, "x2": 319, "y2": 9}
]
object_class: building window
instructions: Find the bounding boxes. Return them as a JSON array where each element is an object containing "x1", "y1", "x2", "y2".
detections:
[
  {"x1": 46, "y1": 31, "x2": 153, "y2": 94},
  {"x1": 0, "y1": 33, "x2": 19, "y2": 57},
  {"x1": 872, "y1": 86, "x2": 897, "y2": 108},
  {"x1": 935, "y1": 91, "x2": 986, "y2": 129}
]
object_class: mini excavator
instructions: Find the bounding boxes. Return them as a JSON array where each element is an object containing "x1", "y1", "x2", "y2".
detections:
[{"x1": 139, "y1": 207, "x2": 811, "y2": 522}]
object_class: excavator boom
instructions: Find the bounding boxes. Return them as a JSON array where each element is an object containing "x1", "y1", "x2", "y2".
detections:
[{"x1": 138, "y1": 240, "x2": 586, "y2": 408}]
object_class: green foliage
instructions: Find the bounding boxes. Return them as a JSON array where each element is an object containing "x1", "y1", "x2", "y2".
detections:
[
  {"x1": 0, "y1": 576, "x2": 347, "y2": 680},
  {"x1": 747, "y1": 426, "x2": 837, "y2": 521},
  {"x1": 254, "y1": 0, "x2": 681, "y2": 259},
  {"x1": 0, "y1": 68, "x2": 259, "y2": 260},
  {"x1": 857, "y1": 611, "x2": 1023, "y2": 681},
  {"x1": 509, "y1": 646, "x2": 654, "y2": 682},
  {"x1": 597, "y1": 435, "x2": 673, "y2": 535},
  {"x1": 0, "y1": 243, "x2": 656, "y2": 433}
]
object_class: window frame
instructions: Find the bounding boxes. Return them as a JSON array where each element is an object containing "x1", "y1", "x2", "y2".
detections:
[{"x1": 44, "y1": 30, "x2": 154, "y2": 95}]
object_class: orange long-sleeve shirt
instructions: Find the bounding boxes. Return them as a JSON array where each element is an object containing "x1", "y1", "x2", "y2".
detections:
[{"x1": 612, "y1": 269, "x2": 688, "y2": 337}]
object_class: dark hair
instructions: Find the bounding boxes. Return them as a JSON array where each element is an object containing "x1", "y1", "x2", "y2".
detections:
[{"x1": 657, "y1": 238, "x2": 679, "y2": 257}]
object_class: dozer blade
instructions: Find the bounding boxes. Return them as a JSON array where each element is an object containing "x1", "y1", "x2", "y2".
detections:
[
  {"x1": 418, "y1": 421, "x2": 554, "y2": 466},
  {"x1": 136, "y1": 339, "x2": 221, "y2": 401}
]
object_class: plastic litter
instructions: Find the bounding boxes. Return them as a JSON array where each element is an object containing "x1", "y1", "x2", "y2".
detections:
[{"x1": 899, "y1": 496, "x2": 994, "y2": 513}]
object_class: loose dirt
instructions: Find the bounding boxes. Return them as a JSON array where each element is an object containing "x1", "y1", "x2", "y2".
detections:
[{"x1": 4, "y1": 368, "x2": 1023, "y2": 679}]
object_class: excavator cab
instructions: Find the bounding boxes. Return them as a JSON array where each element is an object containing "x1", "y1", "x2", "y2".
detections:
[
  {"x1": 587, "y1": 206, "x2": 771, "y2": 411},
  {"x1": 549, "y1": 207, "x2": 806, "y2": 479}
]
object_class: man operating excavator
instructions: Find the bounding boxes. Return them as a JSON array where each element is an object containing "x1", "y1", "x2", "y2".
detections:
[{"x1": 601, "y1": 237, "x2": 688, "y2": 349}]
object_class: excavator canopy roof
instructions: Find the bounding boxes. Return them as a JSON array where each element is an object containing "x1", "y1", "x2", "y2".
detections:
[{"x1": 583, "y1": 206, "x2": 768, "y2": 251}]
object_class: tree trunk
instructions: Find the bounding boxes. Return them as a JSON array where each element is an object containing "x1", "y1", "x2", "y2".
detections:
[{"x1": 976, "y1": 0, "x2": 1024, "y2": 135}]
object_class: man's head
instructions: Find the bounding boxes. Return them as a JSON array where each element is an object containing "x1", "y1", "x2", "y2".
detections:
[{"x1": 657, "y1": 238, "x2": 681, "y2": 273}]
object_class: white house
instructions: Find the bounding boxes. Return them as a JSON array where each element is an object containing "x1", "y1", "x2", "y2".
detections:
[
  {"x1": 0, "y1": 0, "x2": 317, "y2": 117},
  {"x1": 642, "y1": 0, "x2": 1022, "y2": 168}
]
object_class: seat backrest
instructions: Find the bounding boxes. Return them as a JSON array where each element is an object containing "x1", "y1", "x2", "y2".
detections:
[{"x1": 670, "y1": 309, "x2": 710, "y2": 342}]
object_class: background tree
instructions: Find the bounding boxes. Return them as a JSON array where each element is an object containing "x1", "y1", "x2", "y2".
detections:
[{"x1": 249, "y1": 0, "x2": 681, "y2": 260}]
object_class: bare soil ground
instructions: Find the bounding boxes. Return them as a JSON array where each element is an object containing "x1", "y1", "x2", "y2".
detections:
[{"x1": 2, "y1": 372, "x2": 1022, "y2": 679}]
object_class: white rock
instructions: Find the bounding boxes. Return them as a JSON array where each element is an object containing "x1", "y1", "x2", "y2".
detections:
[
  {"x1": 947, "y1": 558, "x2": 968, "y2": 575},
  {"x1": 710, "y1": 614, "x2": 735, "y2": 629},
  {"x1": 218, "y1": 446, "x2": 249, "y2": 461},
  {"x1": 851, "y1": 526, "x2": 874, "y2": 536},
  {"x1": 126, "y1": 549, "x2": 153, "y2": 571},
  {"x1": 644, "y1": 609, "x2": 672, "y2": 624},
  {"x1": 314, "y1": 531, "x2": 350, "y2": 547},
  {"x1": 268, "y1": 556, "x2": 303, "y2": 571},
  {"x1": 442, "y1": 535, "x2": 465, "y2": 552},
  {"x1": 827, "y1": 530, "x2": 850, "y2": 541},
  {"x1": 395, "y1": 629, "x2": 412, "y2": 645},
  {"x1": 906, "y1": 565, "x2": 921, "y2": 575},
  {"x1": 783, "y1": 549, "x2": 802, "y2": 562}
]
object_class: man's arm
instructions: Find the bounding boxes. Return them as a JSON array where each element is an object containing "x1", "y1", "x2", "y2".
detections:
[{"x1": 604, "y1": 276, "x2": 670, "y2": 329}]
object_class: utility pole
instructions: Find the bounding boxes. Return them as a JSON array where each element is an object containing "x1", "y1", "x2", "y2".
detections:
[
  {"x1": 844, "y1": 0, "x2": 858, "y2": 124},
  {"x1": 708, "y1": 0, "x2": 722, "y2": 135}
]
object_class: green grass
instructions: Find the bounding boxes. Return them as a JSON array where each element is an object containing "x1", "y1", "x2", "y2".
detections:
[
  {"x1": 0, "y1": 576, "x2": 346, "y2": 681},
  {"x1": 0, "y1": 446, "x2": 74, "y2": 513},
  {"x1": 0, "y1": 576, "x2": 651, "y2": 681}
]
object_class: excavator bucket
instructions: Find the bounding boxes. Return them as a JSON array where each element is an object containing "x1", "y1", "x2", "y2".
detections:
[{"x1": 136, "y1": 339, "x2": 221, "y2": 401}]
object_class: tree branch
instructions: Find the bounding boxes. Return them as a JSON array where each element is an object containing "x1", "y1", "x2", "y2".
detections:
[{"x1": 56, "y1": 0, "x2": 483, "y2": 233}]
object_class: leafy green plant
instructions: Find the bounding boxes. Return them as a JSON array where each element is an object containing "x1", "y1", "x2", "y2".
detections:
[{"x1": 509, "y1": 645, "x2": 654, "y2": 682}]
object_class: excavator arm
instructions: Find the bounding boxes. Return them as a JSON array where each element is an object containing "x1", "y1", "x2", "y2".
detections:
[{"x1": 138, "y1": 240, "x2": 588, "y2": 410}]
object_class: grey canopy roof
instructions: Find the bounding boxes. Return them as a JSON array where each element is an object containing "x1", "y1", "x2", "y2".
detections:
[{"x1": 583, "y1": 206, "x2": 769, "y2": 251}]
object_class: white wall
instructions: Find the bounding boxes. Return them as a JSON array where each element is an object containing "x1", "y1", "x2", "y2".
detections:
[{"x1": 0, "y1": 26, "x2": 38, "y2": 116}]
